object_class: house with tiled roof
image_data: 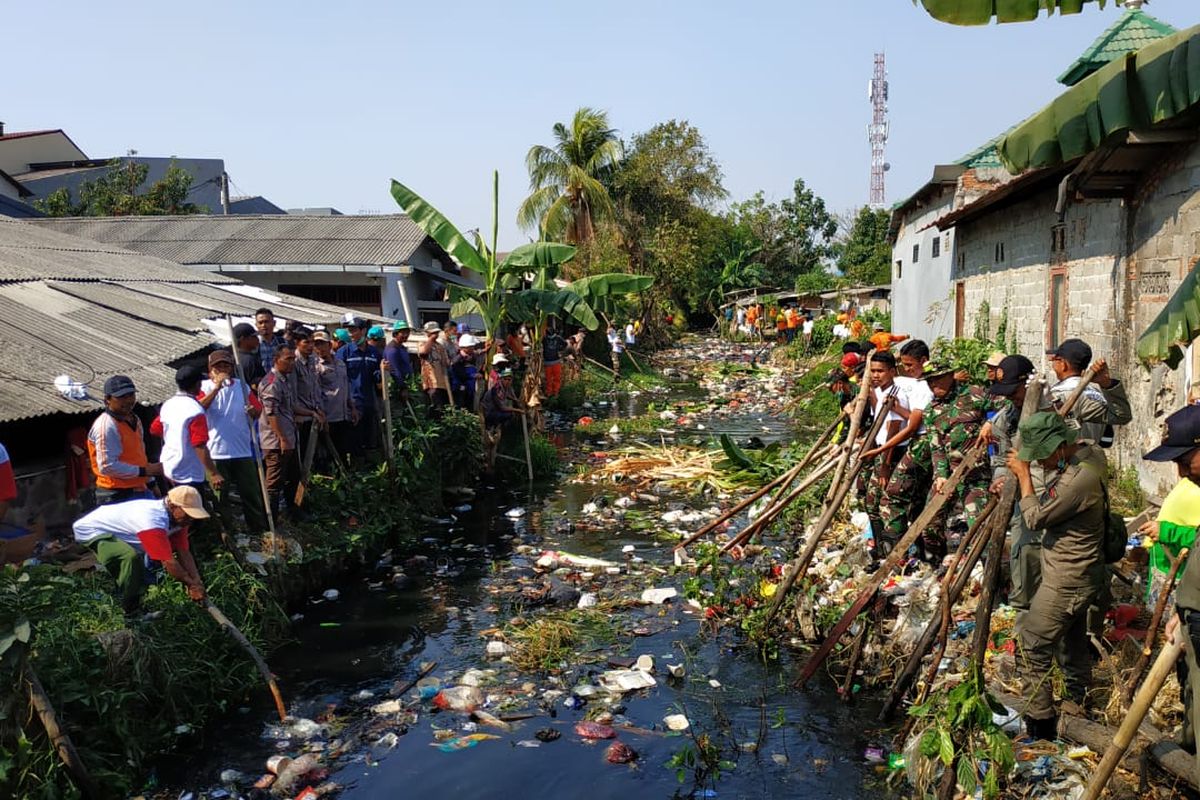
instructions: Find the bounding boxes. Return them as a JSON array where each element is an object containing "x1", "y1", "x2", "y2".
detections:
[{"x1": 893, "y1": 6, "x2": 1200, "y2": 492}]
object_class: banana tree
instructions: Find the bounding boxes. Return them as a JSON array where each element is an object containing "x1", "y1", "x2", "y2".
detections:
[{"x1": 917, "y1": 0, "x2": 1120, "y2": 25}]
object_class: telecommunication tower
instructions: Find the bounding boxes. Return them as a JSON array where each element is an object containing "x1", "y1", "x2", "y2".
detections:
[{"x1": 868, "y1": 52, "x2": 890, "y2": 207}]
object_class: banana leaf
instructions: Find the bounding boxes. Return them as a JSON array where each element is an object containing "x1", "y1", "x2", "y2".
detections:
[
  {"x1": 390, "y1": 179, "x2": 487, "y2": 274},
  {"x1": 505, "y1": 289, "x2": 600, "y2": 330},
  {"x1": 1137, "y1": 259, "x2": 1200, "y2": 369},
  {"x1": 916, "y1": 0, "x2": 1108, "y2": 25},
  {"x1": 568, "y1": 273, "x2": 656, "y2": 298},
  {"x1": 718, "y1": 434, "x2": 756, "y2": 471},
  {"x1": 499, "y1": 242, "x2": 577, "y2": 269}
]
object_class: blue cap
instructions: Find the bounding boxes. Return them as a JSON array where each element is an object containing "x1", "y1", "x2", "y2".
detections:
[
  {"x1": 368, "y1": 325, "x2": 385, "y2": 339},
  {"x1": 333, "y1": 328, "x2": 351, "y2": 343},
  {"x1": 103, "y1": 375, "x2": 136, "y2": 398}
]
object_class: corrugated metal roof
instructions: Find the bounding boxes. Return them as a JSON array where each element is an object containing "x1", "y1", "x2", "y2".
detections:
[
  {"x1": 0, "y1": 217, "x2": 238, "y2": 283},
  {"x1": 0, "y1": 221, "x2": 392, "y2": 423},
  {"x1": 30, "y1": 214, "x2": 439, "y2": 267}
]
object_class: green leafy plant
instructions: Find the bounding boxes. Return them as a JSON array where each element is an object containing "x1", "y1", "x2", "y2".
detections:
[{"x1": 906, "y1": 671, "x2": 1016, "y2": 799}]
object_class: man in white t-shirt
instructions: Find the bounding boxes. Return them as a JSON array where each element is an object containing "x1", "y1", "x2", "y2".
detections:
[
  {"x1": 73, "y1": 486, "x2": 209, "y2": 612},
  {"x1": 607, "y1": 324, "x2": 624, "y2": 379},
  {"x1": 865, "y1": 339, "x2": 936, "y2": 557},
  {"x1": 856, "y1": 351, "x2": 909, "y2": 547}
]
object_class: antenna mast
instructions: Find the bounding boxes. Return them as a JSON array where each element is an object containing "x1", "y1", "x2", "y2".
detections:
[{"x1": 868, "y1": 52, "x2": 889, "y2": 207}]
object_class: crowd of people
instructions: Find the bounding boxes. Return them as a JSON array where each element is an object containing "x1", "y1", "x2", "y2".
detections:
[
  {"x1": 826, "y1": 327, "x2": 1153, "y2": 743},
  {"x1": 61, "y1": 308, "x2": 608, "y2": 614}
]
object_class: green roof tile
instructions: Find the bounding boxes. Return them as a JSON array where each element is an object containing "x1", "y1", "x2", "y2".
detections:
[{"x1": 1057, "y1": 9, "x2": 1177, "y2": 86}]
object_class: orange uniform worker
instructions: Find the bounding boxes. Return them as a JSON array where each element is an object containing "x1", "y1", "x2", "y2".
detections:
[{"x1": 868, "y1": 323, "x2": 909, "y2": 353}]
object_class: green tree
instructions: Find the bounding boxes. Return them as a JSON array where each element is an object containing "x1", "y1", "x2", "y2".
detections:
[
  {"x1": 835, "y1": 206, "x2": 891, "y2": 286},
  {"x1": 728, "y1": 179, "x2": 837, "y2": 289},
  {"x1": 517, "y1": 107, "x2": 623, "y2": 244},
  {"x1": 34, "y1": 159, "x2": 205, "y2": 216}
]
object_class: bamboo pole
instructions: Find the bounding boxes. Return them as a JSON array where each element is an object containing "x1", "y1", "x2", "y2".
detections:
[
  {"x1": 794, "y1": 442, "x2": 990, "y2": 685},
  {"x1": 379, "y1": 365, "x2": 396, "y2": 475},
  {"x1": 293, "y1": 419, "x2": 320, "y2": 507},
  {"x1": 24, "y1": 658, "x2": 99, "y2": 799},
  {"x1": 225, "y1": 316, "x2": 277, "y2": 540},
  {"x1": 761, "y1": 388, "x2": 894, "y2": 627},
  {"x1": 1081, "y1": 639, "x2": 1184, "y2": 800},
  {"x1": 839, "y1": 620, "x2": 870, "y2": 703},
  {"x1": 674, "y1": 460, "x2": 809, "y2": 552},
  {"x1": 720, "y1": 456, "x2": 841, "y2": 553},
  {"x1": 825, "y1": 350, "x2": 876, "y2": 501},
  {"x1": 204, "y1": 601, "x2": 287, "y2": 722},
  {"x1": 880, "y1": 498, "x2": 998, "y2": 719},
  {"x1": 1123, "y1": 547, "x2": 1189, "y2": 706},
  {"x1": 795, "y1": 410, "x2": 848, "y2": 473},
  {"x1": 520, "y1": 410, "x2": 534, "y2": 484}
]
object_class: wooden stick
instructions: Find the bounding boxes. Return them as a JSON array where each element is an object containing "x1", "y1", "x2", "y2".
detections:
[
  {"x1": 380, "y1": 365, "x2": 397, "y2": 473},
  {"x1": 25, "y1": 658, "x2": 99, "y2": 799},
  {"x1": 1123, "y1": 547, "x2": 1189, "y2": 706},
  {"x1": 824, "y1": 350, "x2": 876, "y2": 501},
  {"x1": 839, "y1": 620, "x2": 870, "y2": 703},
  {"x1": 293, "y1": 420, "x2": 321, "y2": 507},
  {"x1": 880, "y1": 498, "x2": 998, "y2": 720},
  {"x1": 795, "y1": 411, "x2": 848, "y2": 473},
  {"x1": 762, "y1": 389, "x2": 894, "y2": 627},
  {"x1": 205, "y1": 601, "x2": 287, "y2": 722},
  {"x1": 226, "y1": 316, "x2": 277, "y2": 538},
  {"x1": 674, "y1": 460, "x2": 808, "y2": 552},
  {"x1": 585, "y1": 354, "x2": 617, "y2": 376},
  {"x1": 794, "y1": 442, "x2": 989, "y2": 685},
  {"x1": 392, "y1": 660, "x2": 438, "y2": 697},
  {"x1": 1081, "y1": 639, "x2": 1184, "y2": 800},
  {"x1": 520, "y1": 410, "x2": 534, "y2": 483},
  {"x1": 721, "y1": 456, "x2": 841, "y2": 553}
]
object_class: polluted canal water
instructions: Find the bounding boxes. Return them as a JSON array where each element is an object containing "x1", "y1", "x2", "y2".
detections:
[{"x1": 167, "y1": 337, "x2": 891, "y2": 800}]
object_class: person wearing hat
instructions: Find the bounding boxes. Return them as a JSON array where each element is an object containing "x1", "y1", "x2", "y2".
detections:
[
  {"x1": 332, "y1": 328, "x2": 351, "y2": 353},
  {"x1": 481, "y1": 368, "x2": 522, "y2": 429},
  {"x1": 920, "y1": 360, "x2": 992, "y2": 559},
  {"x1": 868, "y1": 323, "x2": 908, "y2": 354},
  {"x1": 449, "y1": 333, "x2": 482, "y2": 409},
  {"x1": 1005, "y1": 410, "x2": 1108, "y2": 740},
  {"x1": 984, "y1": 351, "x2": 1006, "y2": 385},
  {"x1": 419, "y1": 321, "x2": 452, "y2": 416},
  {"x1": 231, "y1": 322, "x2": 266, "y2": 390},
  {"x1": 88, "y1": 375, "x2": 163, "y2": 506},
  {"x1": 338, "y1": 317, "x2": 382, "y2": 455},
  {"x1": 980, "y1": 355, "x2": 1049, "y2": 612},
  {"x1": 198, "y1": 350, "x2": 270, "y2": 535},
  {"x1": 826, "y1": 368, "x2": 864, "y2": 445},
  {"x1": 254, "y1": 308, "x2": 288, "y2": 378},
  {"x1": 1046, "y1": 338, "x2": 1131, "y2": 447},
  {"x1": 72, "y1": 485, "x2": 210, "y2": 611},
  {"x1": 314, "y1": 331, "x2": 356, "y2": 466},
  {"x1": 384, "y1": 320, "x2": 414, "y2": 391},
  {"x1": 1145, "y1": 405, "x2": 1200, "y2": 775},
  {"x1": 259, "y1": 344, "x2": 303, "y2": 519},
  {"x1": 149, "y1": 365, "x2": 223, "y2": 499}
]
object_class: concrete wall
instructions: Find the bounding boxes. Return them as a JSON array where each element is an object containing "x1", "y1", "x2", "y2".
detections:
[
  {"x1": 891, "y1": 185, "x2": 957, "y2": 344},
  {"x1": 0, "y1": 132, "x2": 87, "y2": 175},
  {"x1": 1120, "y1": 142, "x2": 1200, "y2": 496}
]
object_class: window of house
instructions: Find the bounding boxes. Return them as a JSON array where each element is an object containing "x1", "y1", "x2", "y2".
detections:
[
  {"x1": 957, "y1": 252, "x2": 966, "y2": 271},
  {"x1": 912, "y1": 244, "x2": 920, "y2": 263},
  {"x1": 994, "y1": 242, "x2": 1006, "y2": 264},
  {"x1": 1051, "y1": 225, "x2": 1066, "y2": 253},
  {"x1": 895, "y1": 260, "x2": 903, "y2": 280},
  {"x1": 931, "y1": 237, "x2": 941, "y2": 259}
]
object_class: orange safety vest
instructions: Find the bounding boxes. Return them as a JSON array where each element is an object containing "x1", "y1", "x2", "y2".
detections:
[{"x1": 87, "y1": 412, "x2": 150, "y2": 490}]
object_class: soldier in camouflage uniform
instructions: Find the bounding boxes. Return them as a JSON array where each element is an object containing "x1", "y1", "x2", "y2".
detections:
[{"x1": 923, "y1": 361, "x2": 993, "y2": 560}]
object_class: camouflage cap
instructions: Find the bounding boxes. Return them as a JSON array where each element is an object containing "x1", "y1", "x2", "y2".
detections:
[
  {"x1": 922, "y1": 359, "x2": 956, "y2": 380},
  {"x1": 1017, "y1": 411, "x2": 1078, "y2": 461}
]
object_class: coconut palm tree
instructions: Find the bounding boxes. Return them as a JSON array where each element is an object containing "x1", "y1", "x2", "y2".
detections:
[{"x1": 517, "y1": 107, "x2": 623, "y2": 245}]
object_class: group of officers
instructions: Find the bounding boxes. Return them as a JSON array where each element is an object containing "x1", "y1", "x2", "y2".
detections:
[{"x1": 826, "y1": 332, "x2": 1137, "y2": 742}]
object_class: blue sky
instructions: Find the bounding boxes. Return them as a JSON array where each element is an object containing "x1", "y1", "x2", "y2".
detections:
[{"x1": 5, "y1": 1, "x2": 1196, "y2": 247}]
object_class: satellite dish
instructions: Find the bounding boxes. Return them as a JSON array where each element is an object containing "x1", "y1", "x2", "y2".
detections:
[{"x1": 883, "y1": 163, "x2": 891, "y2": 172}]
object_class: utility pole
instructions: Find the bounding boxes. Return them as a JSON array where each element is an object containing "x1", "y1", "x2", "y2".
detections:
[{"x1": 868, "y1": 52, "x2": 890, "y2": 208}]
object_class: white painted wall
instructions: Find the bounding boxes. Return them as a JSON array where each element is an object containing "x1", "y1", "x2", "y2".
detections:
[{"x1": 890, "y1": 184, "x2": 956, "y2": 344}]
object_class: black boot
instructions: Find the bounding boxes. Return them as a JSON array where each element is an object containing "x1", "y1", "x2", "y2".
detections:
[{"x1": 1023, "y1": 714, "x2": 1058, "y2": 741}]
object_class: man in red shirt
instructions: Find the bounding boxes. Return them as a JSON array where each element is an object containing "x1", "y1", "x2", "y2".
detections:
[{"x1": 0, "y1": 443, "x2": 16, "y2": 525}]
